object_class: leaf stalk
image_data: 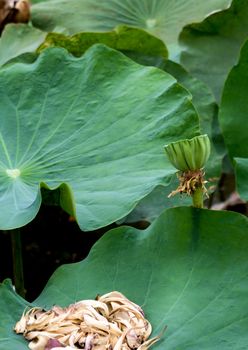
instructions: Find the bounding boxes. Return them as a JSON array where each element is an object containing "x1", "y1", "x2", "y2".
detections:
[{"x1": 10, "y1": 228, "x2": 26, "y2": 298}]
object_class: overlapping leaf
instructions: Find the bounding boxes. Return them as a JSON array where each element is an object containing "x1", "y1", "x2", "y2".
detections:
[
  {"x1": 180, "y1": 0, "x2": 248, "y2": 102},
  {"x1": 1, "y1": 207, "x2": 248, "y2": 349},
  {"x1": 0, "y1": 24, "x2": 46, "y2": 67},
  {"x1": 219, "y1": 39, "x2": 248, "y2": 201},
  {"x1": 38, "y1": 25, "x2": 168, "y2": 59},
  {"x1": 31, "y1": 0, "x2": 231, "y2": 57},
  {"x1": 120, "y1": 179, "x2": 191, "y2": 224},
  {"x1": 0, "y1": 280, "x2": 32, "y2": 349},
  {"x1": 0, "y1": 44, "x2": 200, "y2": 230}
]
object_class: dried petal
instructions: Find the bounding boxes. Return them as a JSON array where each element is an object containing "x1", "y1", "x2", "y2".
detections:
[{"x1": 45, "y1": 339, "x2": 65, "y2": 350}]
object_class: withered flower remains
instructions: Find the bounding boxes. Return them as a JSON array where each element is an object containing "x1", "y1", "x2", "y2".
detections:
[{"x1": 14, "y1": 291, "x2": 160, "y2": 350}]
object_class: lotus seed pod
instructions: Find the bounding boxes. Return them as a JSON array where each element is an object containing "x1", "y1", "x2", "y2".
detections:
[{"x1": 164, "y1": 134, "x2": 211, "y2": 171}]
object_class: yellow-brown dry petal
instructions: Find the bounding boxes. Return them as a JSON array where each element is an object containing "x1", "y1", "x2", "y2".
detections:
[
  {"x1": 25, "y1": 331, "x2": 62, "y2": 341},
  {"x1": 126, "y1": 328, "x2": 142, "y2": 348},
  {"x1": 76, "y1": 300, "x2": 109, "y2": 316}
]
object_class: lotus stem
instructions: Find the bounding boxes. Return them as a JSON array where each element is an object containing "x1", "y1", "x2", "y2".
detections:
[
  {"x1": 192, "y1": 187, "x2": 204, "y2": 208},
  {"x1": 10, "y1": 228, "x2": 26, "y2": 298}
]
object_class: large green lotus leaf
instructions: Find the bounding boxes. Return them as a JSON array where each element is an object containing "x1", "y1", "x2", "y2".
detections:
[
  {"x1": 1, "y1": 207, "x2": 248, "y2": 349},
  {"x1": 39, "y1": 29, "x2": 223, "y2": 179},
  {"x1": 180, "y1": 0, "x2": 248, "y2": 103},
  {"x1": 219, "y1": 39, "x2": 248, "y2": 201},
  {"x1": 0, "y1": 24, "x2": 46, "y2": 67},
  {"x1": 0, "y1": 44, "x2": 200, "y2": 230},
  {"x1": 39, "y1": 31, "x2": 223, "y2": 223},
  {"x1": 31, "y1": 0, "x2": 231, "y2": 57}
]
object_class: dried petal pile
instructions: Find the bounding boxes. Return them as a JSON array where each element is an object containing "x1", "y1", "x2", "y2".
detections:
[{"x1": 14, "y1": 291, "x2": 160, "y2": 350}]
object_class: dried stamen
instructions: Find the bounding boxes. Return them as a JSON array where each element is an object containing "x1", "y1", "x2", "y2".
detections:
[{"x1": 168, "y1": 169, "x2": 208, "y2": 199}]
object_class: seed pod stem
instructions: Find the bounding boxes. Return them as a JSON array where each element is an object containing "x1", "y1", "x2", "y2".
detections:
[{"x1": 192, "y1": 186, "x2": 204, "y2": 208}]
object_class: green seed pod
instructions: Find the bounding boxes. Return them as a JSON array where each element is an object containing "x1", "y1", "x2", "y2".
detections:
[{"x1": 164, "y1": 134, "x2": 211, "y2": 171}]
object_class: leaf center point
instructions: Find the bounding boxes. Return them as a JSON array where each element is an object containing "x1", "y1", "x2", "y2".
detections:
[
  {"x1": 146, "y1": 18, "x2": 157, "y2": 28},
  {"x1": 6, "y1": 168, "x2": 21, "y2": 179}
]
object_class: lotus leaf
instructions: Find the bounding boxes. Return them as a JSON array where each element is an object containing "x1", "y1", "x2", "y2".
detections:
[
  {"x1": 219, "y1": 39, "x2": 248, "y2": 201},
  {"x1": 0, "y1": 44, "x2": 199, "y2": 230},
  {"x1": 31, "y1": 0, "x2": 231, "y2": 57},
  {"x1": 180, "y1": 0, "x2": 248, "y2": 102},
  {"x1": 0, "y1": 207, "x2": 248, "y2": 349},
  {"x1": 0, "y1": 24, "x2": 46, "y2": 67}
]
